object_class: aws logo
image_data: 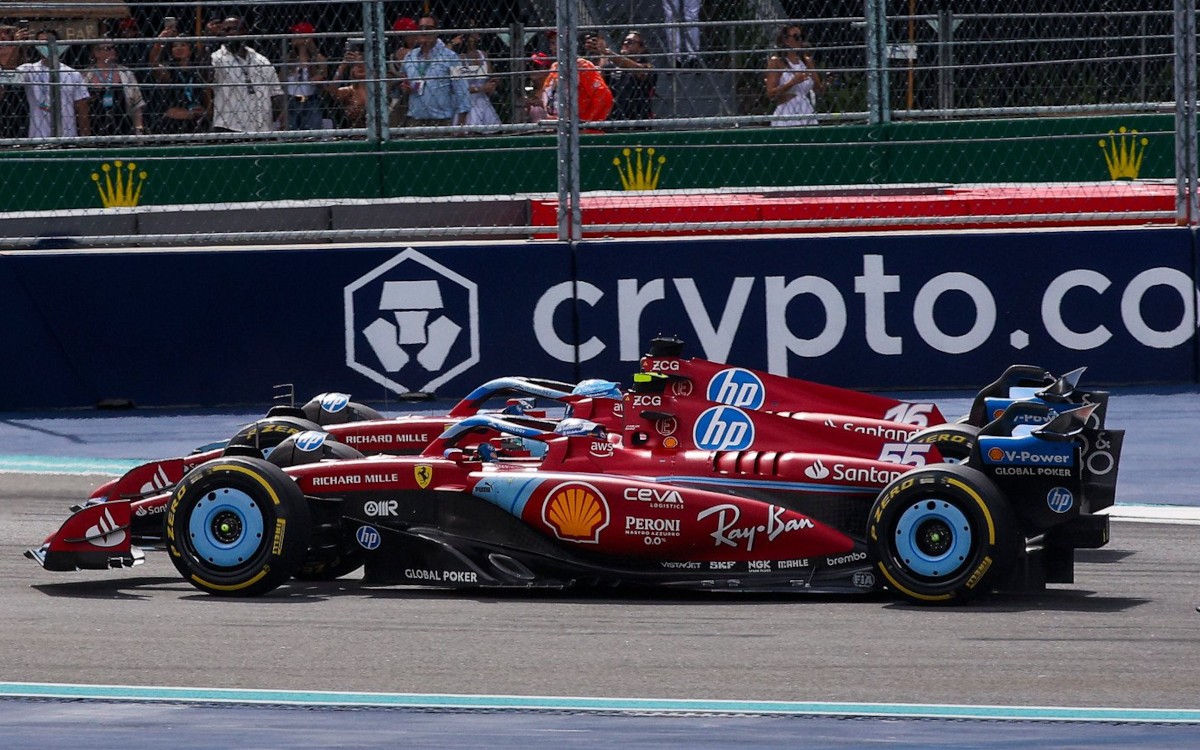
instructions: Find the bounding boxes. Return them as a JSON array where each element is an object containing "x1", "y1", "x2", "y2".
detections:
[{"x1": 542, "y1": 482, "x2": 609, "y2": 544}]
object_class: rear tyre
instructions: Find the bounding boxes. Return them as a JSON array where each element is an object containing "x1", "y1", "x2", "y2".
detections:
[
  {"x1": 908, "y1": 423, "x2": 980, "y2": 463},
  {"x1": 166, "y1": 457, "x2": 311, "y2": 596},
  {"x1": 867, "y1": 464, "x2": 1016, "y2": 605}
]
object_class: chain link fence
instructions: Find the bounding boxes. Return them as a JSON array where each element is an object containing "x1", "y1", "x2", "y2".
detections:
[{"x1": 0, "y1": 0, "x2": 1191, "y2": 244}]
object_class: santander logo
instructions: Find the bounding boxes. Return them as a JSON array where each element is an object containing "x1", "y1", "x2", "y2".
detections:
[{"x1": 805, "y1": 460, "x2": 831, "y2": 480}]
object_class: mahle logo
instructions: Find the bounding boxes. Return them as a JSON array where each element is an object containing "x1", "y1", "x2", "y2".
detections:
[{"x1": 345, "y1": 249, "x2": 479, "y2": 394}]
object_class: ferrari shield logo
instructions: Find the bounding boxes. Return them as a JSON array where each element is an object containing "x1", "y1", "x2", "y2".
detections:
[{"x1": 415, "y1": 465, "x2": 433, "y2": 489}]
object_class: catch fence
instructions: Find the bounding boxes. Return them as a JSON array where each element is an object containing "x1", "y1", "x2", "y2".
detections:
[{"x1": 0, "y1": 0, "x2": 1194, "y2": 244}]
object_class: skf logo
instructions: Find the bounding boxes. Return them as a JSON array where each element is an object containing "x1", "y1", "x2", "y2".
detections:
[
  {"x1": 414, "y1": 464, "x2": 433, "y2": 489},
  {"x1": 707, "y1": 368, "x2": 765, "y2": 409},
  {"x1": 542, "y1": 482, "x2": 609, "y2": 543},
  {"x1": 91, "y1": 160, "x2": 148, "y2": 208},
  {"x1": 345, "y1": 249, "x2": 479, "y2": 394},
  {"x1": 694, "y1": 406, "x2": 755, "y2": 451}
]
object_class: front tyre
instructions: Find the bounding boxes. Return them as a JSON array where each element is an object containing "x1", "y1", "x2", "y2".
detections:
[
  {"x1": 867, "y1": 465, "x2": 1016, "y2": 605},
  {"x1": 166, "y1": 457, "x2": 312, "y2": 596}
]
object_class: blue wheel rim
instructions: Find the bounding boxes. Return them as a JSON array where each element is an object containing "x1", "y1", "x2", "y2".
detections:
[
  {"x1": 893, "y1": 499, "x2": 973, "y2": 578},
  {"x1": 187, "y1": 487, "x2": 266, "y2": 568}
]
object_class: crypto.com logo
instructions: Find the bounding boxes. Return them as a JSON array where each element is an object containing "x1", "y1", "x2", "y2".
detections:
[{"x1": 345, "y1": 249, "x2": 479, "y2": 394}]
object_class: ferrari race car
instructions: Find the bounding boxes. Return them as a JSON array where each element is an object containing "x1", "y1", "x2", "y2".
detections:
[{"x1": 27, "y1": 368, "x2": 1123, "y2": 604}]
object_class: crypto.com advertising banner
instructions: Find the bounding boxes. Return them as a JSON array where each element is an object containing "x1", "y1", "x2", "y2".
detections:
[
  {"x1": 0, "y1": 227, "x2": 1194, "y2": 409},
  {"x1": 568, "y1": 228, "x2": 1197, "y2": 389}
]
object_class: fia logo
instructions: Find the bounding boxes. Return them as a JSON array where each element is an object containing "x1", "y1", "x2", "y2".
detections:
[
  {"x1": 706, "y1": 368, "x2": 765, "y2": 410},
  {"x1": 345, "y1": 249, "x2": 480, "y2": 394},
  {"x1": 693, "y1": 406, "x2": 755, "y2": 451}
]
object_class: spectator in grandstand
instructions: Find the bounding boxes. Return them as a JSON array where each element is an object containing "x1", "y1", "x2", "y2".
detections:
[
  {"x1": 148, "y1": 28, "x2": 210, "y2": 134},
  {"x1": 387, "y1": 17, "x2": 419, "y2": 126},
  {"x1": 588, "y1": 30, "x2": 655, "y2": 121},
  {"x1": 84, "y1": 39, "x2": 146, "y2": 136},
  {"x1": 521, "y1": 51, "x2": 553, "y2": 123},
  {"x1": 113, "y1": 17, "x2": 149, "y2": 77},
  {"x1": 280, "y1": 21, "x2": 328, "y2": 131},
  {"x1": 327, "y1": 48, "x2": 368, "y2": 129},
  {"x1": 16, "y1": 29, "x2": 91, "y2": 138},
  {"x1": 0, "y1": 24, "x2": 30, "y2": 139},
  {"x1": 452, "y1": 23, "x2": 500, "y2": 131},
  {"x1": 540, "y1": 35, "x2": 613, "y2": 127},
  {"x1": 663, "y1": 0, "x2": 701, "y2": 67},
  {"x1": 209, "y1": 16, "x2": 286, "y2": 133},
  {"x1": 765, "y1": 24, "x2": 823, "y2": 127},
  {"x1": 397, "y1": 15, "x2": 470, "y2": 128}
]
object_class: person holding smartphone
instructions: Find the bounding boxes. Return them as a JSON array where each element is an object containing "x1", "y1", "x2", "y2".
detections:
[{"x1": 280, "y1": 21, "x2": 327, "y2": 130}]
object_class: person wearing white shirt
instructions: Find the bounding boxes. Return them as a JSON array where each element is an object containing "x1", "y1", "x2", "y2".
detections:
[
  {"x1": 17, "y1": 29, "x2": 90, "y2": 139},
  {"x1": 209, "y1": 17, "x2": 285, "y2": 133}
]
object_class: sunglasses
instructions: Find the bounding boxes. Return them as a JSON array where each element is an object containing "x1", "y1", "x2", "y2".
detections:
[
  {"x1": 244, "y1": 71, "x2": 255, "y2": 94},
  {"x1": 418, "y1": 25, "x2": 437, "y2": 31}
]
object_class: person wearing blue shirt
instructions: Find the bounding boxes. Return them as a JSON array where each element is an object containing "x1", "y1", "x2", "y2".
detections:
[{"x1": 399, "y1": 16, "x2": 469, "y2": 129}]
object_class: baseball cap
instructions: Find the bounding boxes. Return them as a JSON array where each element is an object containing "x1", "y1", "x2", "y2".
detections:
[
  {"x1": 290, "y1": 22, "x2": 316, "y2": 35},
  {"x1": 530, "y1": 52, "x2": 553, "y2": 69},
  {"x1": 392, "y1": 17, "x2": 418, "y2": 32}
]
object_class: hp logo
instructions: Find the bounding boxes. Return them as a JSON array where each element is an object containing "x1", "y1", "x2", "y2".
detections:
[
  {"x1": 320, "y1": 393, "x2": 350, "y2": 413},
  {"x1": 693, "y1": 406, "x2": 755, "y2": 451},
  {"x1": 355, "y1": 525, "x2": 382, "y2": 550},
  {"x1": 1046, "y1": 487, "x2": 1074, "y2": 514},
  {"x1": 706, "y1": 368, "x2": 765, "y2": 410},
  {"x1": 293, "y1": 431, "x2": 328, "y2": 452}
]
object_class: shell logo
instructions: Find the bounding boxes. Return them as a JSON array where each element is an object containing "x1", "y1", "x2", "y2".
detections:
[
  {"x1": 542, "y1": 482, "x2": 609, "y2": 544},
  {"x1": 987, "y1": 447, "x2": 1005, "y2": 461}
]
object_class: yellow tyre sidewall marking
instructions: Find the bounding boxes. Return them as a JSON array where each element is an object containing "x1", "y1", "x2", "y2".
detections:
[
  {"x1": 180, "y1": 463, "x2": 286, "y2": 592},
  {"x1": 875, "y1": 474, "x2": 997, "y2": 602}
]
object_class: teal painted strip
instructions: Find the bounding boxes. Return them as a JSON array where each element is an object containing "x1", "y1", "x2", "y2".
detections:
[
  {"x1": 1, "y1": 682, "x2": 1198, "y2": 723},
  {"x1": 0, "y1": 456, "x2": 142, "y2": 475}
]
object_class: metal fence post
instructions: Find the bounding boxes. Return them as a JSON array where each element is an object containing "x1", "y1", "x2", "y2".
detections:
[
  {"x1": 556, "y1": 0, "x2": 581, "y2": 242},
  {"x1": 864, "y1": 0, "x2": 890, "y2": 125},
  {"x1": 1174, "y1": 0, "x2": 1197, "y2": 226},
  {"x1": 363, "y1": 0, "x2": 388, "y2": 143}
]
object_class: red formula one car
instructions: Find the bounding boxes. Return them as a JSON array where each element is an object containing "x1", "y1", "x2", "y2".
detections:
[{"x1": 27, "y1": 373, "x2": 1122, "y2": 604}]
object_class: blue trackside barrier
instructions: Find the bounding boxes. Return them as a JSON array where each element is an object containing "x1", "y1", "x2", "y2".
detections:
[{"x1": 0, "y1": 228, "x2": 1195, "y2": 410}]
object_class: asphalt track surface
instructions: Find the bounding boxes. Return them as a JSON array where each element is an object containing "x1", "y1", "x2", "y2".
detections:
[{"x1": 1, "y1": 389, "x2": 1199, "y2": 747}]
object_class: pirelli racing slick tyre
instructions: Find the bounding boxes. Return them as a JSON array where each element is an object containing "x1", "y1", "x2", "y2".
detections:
[
  {"x1": 222, "y1": 417, "x2": 326, "y2": 460},
  {"x1": 867, "y1": 464, "x2": 1017, "y2": 605},
  {"x1": 166, "y1": 457, "x2": 312, "y2": 596},
  {"x1": 264, "y1": 432, "x2": 366, "y2": 581},
  {"x1": 908, "y1": 423, "x2": 980, "y2": 464}
]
